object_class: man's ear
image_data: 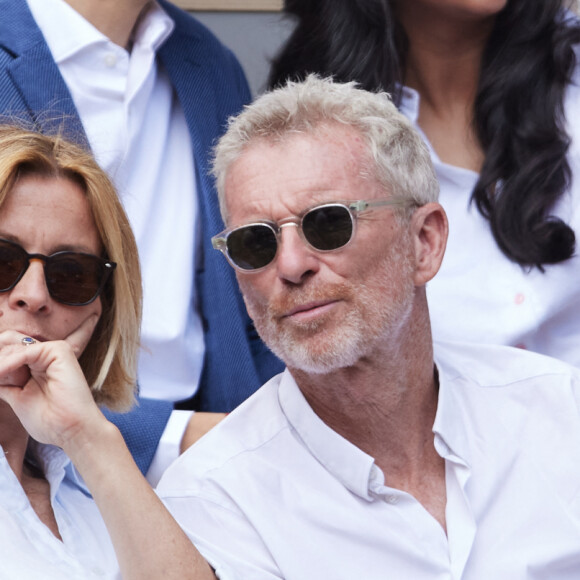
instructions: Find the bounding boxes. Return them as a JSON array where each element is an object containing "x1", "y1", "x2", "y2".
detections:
[{"x1": 410, "y1": 203, "x2": 448, "y2": 286}]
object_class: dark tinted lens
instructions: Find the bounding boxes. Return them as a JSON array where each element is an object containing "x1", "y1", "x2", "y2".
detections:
[
  {"x1": 227, "y1": 224, "x2": 278, "y2": 270},
  {"x1": 302, "y1": 205, "x2": 353, "y2": 250},
  {"x1": 0, "y1": 241, "x2": 27, "y2": 291},
  {"x1": 45, "y1": 253, "x2": 104, "y2": 305}
]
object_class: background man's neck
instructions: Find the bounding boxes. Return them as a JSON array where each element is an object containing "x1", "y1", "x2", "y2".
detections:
[{"x1": 63, "y1": 0, "x2": 152, "y2": 49}]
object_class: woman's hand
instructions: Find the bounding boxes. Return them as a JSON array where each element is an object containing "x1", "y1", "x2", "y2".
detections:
[
  {"x1": 0, "y1": 317, "x2": 216, "y2": 580},
  {"x1": 0, "y1": 315, "x2": 106, "y2": 450}
]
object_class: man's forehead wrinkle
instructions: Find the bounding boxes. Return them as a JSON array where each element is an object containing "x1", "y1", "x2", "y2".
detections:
[
  {"x1": 225, "y1": 126, "x2": 376, "y2": 226},
  {"x1": 239, "y1": 186, "x2": 350, "y2": 220}
]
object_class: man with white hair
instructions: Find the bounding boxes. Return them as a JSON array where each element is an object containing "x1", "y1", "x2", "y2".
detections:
[{"x1": 158, "y1": 76, "x2": 580, "y2": 579}]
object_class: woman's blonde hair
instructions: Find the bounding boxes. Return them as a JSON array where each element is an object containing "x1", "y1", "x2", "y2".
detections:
[{"x1": 0, "y1": 125, "x2": 142, "y2": 411}]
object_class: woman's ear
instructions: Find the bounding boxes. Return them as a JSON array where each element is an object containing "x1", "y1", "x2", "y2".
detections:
[{"x1": 410, "y1": 203, "x2": 448, "y2": 286}]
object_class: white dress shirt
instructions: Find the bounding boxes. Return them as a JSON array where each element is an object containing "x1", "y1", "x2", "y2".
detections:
[
  {"x1": 0, "y1": 443, "x2": 119, "y2": 579},
  {"x1": 158, "y1": 342, "x2": 580, "y2": 579},
  {"x1": 399, "y1": 73, "x2": 580, "y2": 368},
  {"x1": 26, "y1": 0, "x2": 204, "y2": 482},
  {"x1": 27, "y1": 0, "x2": 204, "y2": 401}
]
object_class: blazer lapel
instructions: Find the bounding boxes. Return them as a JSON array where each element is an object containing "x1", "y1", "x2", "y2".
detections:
[
  {"x1": 0, "y1": 0, "x2": 87, "y2": 144},
  {"x1": 158, "y1": 27, "x2": 220, "y2": 223},
  {"x1": 8, "y1": 47, "x2": 87, "y2": 143}
]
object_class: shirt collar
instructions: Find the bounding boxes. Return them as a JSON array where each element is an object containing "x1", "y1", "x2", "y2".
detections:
[
  {"x1": 278, "y1": 369, "x2": 378, "y2": 501},
  {"x1": 26, "y1": 0, "x2": 174, "y2": 64},
  {"x1": 432, "y1": 343, "x2": 474, "y2": 468},
  {"x1": 279, "y1": 346, "x2": 475, "y2": 498},
  {"x1": 398, "y1": 85, "x2": 421, "y2": 125},
  {"x1": 132, "y1": 2, "x2": 175, "y2": 54},
  {"x1": 398, "y1": 84, "x2": 480, "y2": 188},
  {"x1": 29, "y1": 441, "x2": 76, "y2": 501},
  {"x1": 0, "y1": 441, "x2": 90, "y2": 507}
]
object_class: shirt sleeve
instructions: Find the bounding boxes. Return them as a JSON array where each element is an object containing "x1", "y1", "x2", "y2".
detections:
[
  {"x1": 145, "y1": 410, "x2": 193, "y2": 486},
  {"x1": 161, "y1": 494, "x2": 284, "y2": 580}
]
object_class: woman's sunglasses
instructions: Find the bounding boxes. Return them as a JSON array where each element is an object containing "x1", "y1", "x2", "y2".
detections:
[
  {"x1": 0, "y1": 238, "x2": 116, "y2": 306},
  {"x1": 212, "y1": 198, "x2": 416, "y2": 272}
]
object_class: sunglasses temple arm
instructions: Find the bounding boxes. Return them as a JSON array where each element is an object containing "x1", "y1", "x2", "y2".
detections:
[{"x1": 211, "y1": 236, "x2": 227, "y2": 251}]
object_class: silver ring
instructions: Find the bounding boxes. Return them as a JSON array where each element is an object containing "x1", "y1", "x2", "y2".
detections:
[{"x1": 21, "y1": 337, "x2": 36, "y2": 346}]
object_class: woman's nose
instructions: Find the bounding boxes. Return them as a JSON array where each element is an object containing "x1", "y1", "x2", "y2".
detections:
[{"x1": 8, "y1": 259, "x2": 51, "y2": 313}]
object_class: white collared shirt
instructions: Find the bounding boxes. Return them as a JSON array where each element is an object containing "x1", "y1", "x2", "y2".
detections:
[
  {"x1": 0, "y1": 443, "x2": 119, "y2": 579},
  {"x1": 158, "y1": 342, "x2": 580, "y2": 579},
  {"x1": 26, "y1": 0, "x2": 205, "y2": 404},
  {"x1": 398, "y1": 75, "x2": 580, "y2": 368}
]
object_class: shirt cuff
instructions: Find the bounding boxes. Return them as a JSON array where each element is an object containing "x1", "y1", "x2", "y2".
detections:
[{"x1": 146, "y1": 409, "x2": 193, "y2": 486}]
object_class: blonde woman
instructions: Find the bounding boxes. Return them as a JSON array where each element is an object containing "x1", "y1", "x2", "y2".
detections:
[{"x1": 0, "y1": 126, "x2": 213, "y2": 580}]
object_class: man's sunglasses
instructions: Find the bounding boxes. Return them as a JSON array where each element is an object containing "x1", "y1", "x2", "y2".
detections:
[
  {"x1": 212, "y1": 198, "x2": 416, "y2": 272},
  {"x1": 0, "y1": 238, "x2": 116, "y2": 306}
]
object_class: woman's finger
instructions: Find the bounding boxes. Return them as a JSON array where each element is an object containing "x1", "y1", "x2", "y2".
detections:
[
  {"x1": 0, "y1": 343, "x2": 35, "y2": 394},
  {"x1": 0, "y1": 330, "x2": 40, "y2": 348},
  {"x1": 0, "y1": 365, "x2": 31, "y2": 388},
  {"x1": 64, "y1": 314, "x2": 100, "y2": 358}
]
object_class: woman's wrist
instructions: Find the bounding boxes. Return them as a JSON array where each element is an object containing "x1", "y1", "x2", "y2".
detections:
[{"x1": 62, "y1": 416, "x2": 124, "y2": 480}]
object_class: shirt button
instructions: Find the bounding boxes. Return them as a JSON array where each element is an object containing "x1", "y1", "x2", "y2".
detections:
[
  {"x1": 514, "y1": 293, "x2": 525, "y2": 305},
  {"x1": 386, "y1": 495, "x2": 399, "y2": 504},
  {"x1": 104, "y1": 53, "x2": 117, "y2": 68}
]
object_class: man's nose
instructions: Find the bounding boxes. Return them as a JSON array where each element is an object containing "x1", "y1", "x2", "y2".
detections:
[{"x1": 275, "y1": 224, "x2": 320, "y2": 284}]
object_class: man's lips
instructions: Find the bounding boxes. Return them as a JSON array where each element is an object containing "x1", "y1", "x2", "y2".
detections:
[{"x1": 282, "y1": 300, "x2": 339, "y2": 321}]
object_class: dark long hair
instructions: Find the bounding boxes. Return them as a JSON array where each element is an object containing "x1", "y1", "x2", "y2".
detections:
[{"x1": 269, "y1": 0, "x2": 580, "y2": 268}]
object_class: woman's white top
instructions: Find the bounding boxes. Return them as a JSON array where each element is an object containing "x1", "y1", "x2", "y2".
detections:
[
  {"x1": 0, "y1": 443, "x2": 119, "y2": 579},
  {"x1": 399, "y1": 77, "x2": 580, "y2": 368}
]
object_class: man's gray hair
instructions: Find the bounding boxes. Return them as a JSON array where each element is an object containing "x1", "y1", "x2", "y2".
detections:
[{"x1": 212, "y1": 75, "x2": 439, "y2": 221}]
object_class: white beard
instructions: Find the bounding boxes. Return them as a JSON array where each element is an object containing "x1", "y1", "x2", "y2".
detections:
[{"x1": 244, "y1": 233, "x2": 416, "y2": 374}]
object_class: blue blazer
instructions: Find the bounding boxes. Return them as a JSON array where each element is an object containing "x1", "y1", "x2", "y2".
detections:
[{"x1": 0, "y1": 0, "x2": 283, "y2": 473}]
